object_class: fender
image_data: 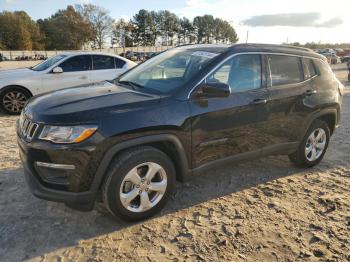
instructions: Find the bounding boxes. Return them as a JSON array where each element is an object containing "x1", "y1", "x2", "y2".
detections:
[
  {"x1": 89, "y1": 134, "x2": 190, "y2": 193},
  {"x1": 299, "y1": 107, "x2": 339, "y2": 142}
]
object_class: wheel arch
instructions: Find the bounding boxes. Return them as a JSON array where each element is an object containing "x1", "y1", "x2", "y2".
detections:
[
  {"x1": 316, "y1": 113, "x2": 337, "y2": 135},
  {"x1": 0, "y1": 84, "x2": 34, "y2": 97},
  {"x1": 91, "y1": 134, "x2": 190, "y2": 194},
  {"x1": 304, "y1": 109, "x2": 339, "y2": 138}
]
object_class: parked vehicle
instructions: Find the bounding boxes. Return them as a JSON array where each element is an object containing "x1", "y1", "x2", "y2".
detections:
[
  {"x1": 336, "y1": 49, "x2": 350, "y2": 58},
  {"x1": 17, "y1": 44, "x2": 343, "y2": 221},
  {"x1": 323, "y1": 53, "x2": 341, "y2": 64},
  {"x1": 0, "y1": 52, "x2": 137, "y2": 114},
  {"x1": 341, "y1": 55, "x2": 350, "y2": 63}
]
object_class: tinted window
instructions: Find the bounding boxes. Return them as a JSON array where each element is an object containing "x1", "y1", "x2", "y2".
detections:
[
  {"x1": 59, "y1": 55, "x2": 92, "y2": 72},
  {"x1": 207, "y1": 54, "x2": 262, "y2": 92},
  {"x1": 268, "y1": 55, "x2": 303, "y2": 86},
  {"x1": 115, "y1": 58, "x2": 126, "y2": 68},
  {"x1": 93, "y1": 55, "x2": 115, "y2": 70},
  {"x1": 305, "y1": 58, "x2": 317, "y2": 78}
]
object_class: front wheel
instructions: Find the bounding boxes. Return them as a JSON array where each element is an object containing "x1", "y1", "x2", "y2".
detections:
[
  {"x1": 0, "y1": 87, "x2": 31, "y2": 114},
  {"x1": 289, "y1": 120, "x2": 330, "y2": 167},
  {"x1": 102, "y1": 146, "x2": 176, "y2": 221}
]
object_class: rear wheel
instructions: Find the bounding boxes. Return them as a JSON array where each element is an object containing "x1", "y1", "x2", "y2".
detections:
[
  {"x1": 0, "y1": 87, "x2": 31, "y2": 114},
  {"x1": 102, "y1": 146, "x2": 176, "y2": 221},
  {"x1": 289, "y1": 120, "x2": 330, "y2": 167}
]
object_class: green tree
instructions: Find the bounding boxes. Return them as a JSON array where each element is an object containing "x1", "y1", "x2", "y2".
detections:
[
  {"x1": 132, "y1": 9, "x2": 157, "y2": 46},
  {"x1": 0, "y1": 11, "x2": 43, "y2": 50},
  {"x1": 193, "y1": 15, "x2": 237, "y2": 44},
  {"x1": 178, "y1": 17, "x2": 193, "y2": 44},
  {"x1": 38, "y1": 6, "x2": 93, "y2": 50},
  {"x1": 156, "y1": 10, "x2": 179, "y2": 46}
]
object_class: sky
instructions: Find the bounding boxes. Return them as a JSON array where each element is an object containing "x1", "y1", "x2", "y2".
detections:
[{"x1": 0, "y1": 0, "x2": 349, "y2": 44}]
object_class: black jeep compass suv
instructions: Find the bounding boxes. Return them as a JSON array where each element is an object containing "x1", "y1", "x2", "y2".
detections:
[{"x1": 17, "y1": 44, "x2": 343, "y2": 221}]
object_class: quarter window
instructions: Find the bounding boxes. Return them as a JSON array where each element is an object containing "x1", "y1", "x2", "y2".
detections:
[
  {"x1": 268, "y1": 55, "x2": 304, "y2": 86},
  {"x1": 305, "y1": 58, "x2": 317, "y2": 78},
  {"x1": 115, "y1": 58, "x2": 126, "y2": 68},
  {"x1": 93, "y1": 55, "x2": 115, "y2": 70},
  {"x1": 59, "y1": 55, "x2": 92, "y2": 72},
  {"x1": 206, "y1": 54, "x2": 262, "y2": 92}
]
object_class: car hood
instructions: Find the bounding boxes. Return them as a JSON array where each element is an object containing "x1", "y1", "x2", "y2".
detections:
[
  {"x1": 24, "y1": 81, "x2": 161, "y2": 123},
  {"x1": 0, "y1": 68, "x2": 37, "y2": 80}
]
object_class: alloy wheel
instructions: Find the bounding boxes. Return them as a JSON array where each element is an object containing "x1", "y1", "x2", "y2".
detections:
[
  {"x1": 3, "y1": 91, "x2": 27, "y2": 113},
  {"x1": 305, "y1": 128, "x2": 327, "y2": 161},
  {"x1": 119, "y1": 162, "x2": 167, "y2": 213}
]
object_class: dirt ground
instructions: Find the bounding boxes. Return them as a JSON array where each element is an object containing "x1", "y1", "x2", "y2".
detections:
[{"x1": 0, "y1": 62, "x2": 349, "y2": 262}]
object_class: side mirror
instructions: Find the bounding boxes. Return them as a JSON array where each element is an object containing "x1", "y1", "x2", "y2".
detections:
[
  {"x1": 196, "y1": 82, "x2": 230, "y2": 98},
  {"x1": 52, "y1": 66, "x2": 63, "y2": 73}
]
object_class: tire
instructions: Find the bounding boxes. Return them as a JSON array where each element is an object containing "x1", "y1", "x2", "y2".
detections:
[
  {"x1": 102, "y1": 146, "x2": 176, "y2": 221},
  {"x1": 288, "y1": 120, "x2": 330, "y2": 167},
  {"x1": 0, "y1": 86, "x2": 31, "y2": 115}
]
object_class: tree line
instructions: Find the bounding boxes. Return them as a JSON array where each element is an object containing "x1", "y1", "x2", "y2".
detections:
[{"x1": 0, "y1": 4, "x2": 238, "y2": 51}]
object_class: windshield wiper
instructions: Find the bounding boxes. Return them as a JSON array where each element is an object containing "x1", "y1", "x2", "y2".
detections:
[{"x1": 118, "y1": 80, "x2": 144, "y2": 90}]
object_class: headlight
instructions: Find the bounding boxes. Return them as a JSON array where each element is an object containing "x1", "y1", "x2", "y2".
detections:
[{"x1": 39, "y1": 125, "x2": 97, "y2": 143}]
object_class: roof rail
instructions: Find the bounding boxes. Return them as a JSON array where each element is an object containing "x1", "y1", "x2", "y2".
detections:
[{"x1": 230, "y1": 43, "x2": 314, "y2": 53}]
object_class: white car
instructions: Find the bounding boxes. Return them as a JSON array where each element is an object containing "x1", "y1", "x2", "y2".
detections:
[{"x1": 0, "y1": 52, "x2": 137, "y2": 114}]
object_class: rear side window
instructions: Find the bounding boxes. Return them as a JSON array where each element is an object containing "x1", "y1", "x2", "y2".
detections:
[
  {"x1": 305, "y1": 58, "x2": 317, "y2": 78},
  {"x1": 115, "y1": 58, "x2": 126, "y2": 68},
  {"x1": 93, "y1": 55, "x2": 115, "y2": 70},
  {"x1": 268, "y1": 55, "x2": 304, "y2": 86},
  {"x1": 59, "y1": 55, "x2": 92, "y2": 72}
]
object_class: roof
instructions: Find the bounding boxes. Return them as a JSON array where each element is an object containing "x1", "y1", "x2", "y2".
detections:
[
  {"x1": 58, "y1": 51, "x2": 124, "y2": 57},
  {"x1": 229, "y1": 43, "x2": 325, "y2": 60},
  {"x1": 175, "y1": 43, "x2": 325, "y2": 60},
  {"x1": 174, "y1": 44, "x2": 231, "y2": 53}
]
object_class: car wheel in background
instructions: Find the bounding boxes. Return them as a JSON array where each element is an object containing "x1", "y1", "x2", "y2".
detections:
[
  {"x1": 0, "y1": 86, "x2": 31, "y2": 115},
  {"x1": 102, "y1": 146, "x2": 176, "y2": 221}
]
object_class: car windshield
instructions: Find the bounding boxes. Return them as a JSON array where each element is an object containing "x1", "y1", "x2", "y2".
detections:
[
  {"x1": 31, "y1": 55, "x2": 67, "y2": 71},
  {"x1": 117, "y1": 49, "x2": 221, "y2": 94}
]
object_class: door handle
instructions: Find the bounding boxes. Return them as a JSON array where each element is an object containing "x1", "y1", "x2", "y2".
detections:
[
  {"x1": 304, "y1": 90, "x2": 317, "y2": 96},
  {"x1": 79, "y1": 76, "x2": 88, "y2": 80},
  {"x1": 251, "y1": 99, "x2": 268, "y2": 105}
]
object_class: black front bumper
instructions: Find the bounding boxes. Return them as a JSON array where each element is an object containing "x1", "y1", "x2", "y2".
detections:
[
  {"x1": 22, "y1": 162, "x2": 96, "y2": 210},
  {"x1": 17, "y1": 134, "x2": 99, "y2": 211}
]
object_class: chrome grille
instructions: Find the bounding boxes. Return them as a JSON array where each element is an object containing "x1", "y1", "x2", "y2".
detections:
[{"x1": 20, "y1": 114, "x2": 39, "y2": 141}]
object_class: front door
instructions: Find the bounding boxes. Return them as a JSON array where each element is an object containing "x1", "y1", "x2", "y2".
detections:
[
  {"x1": 189, "y1": 54, "x2": 271, "y2": 168},
  {"x1": 42, "y1": 55, "x2": 92, "y2": 92}
]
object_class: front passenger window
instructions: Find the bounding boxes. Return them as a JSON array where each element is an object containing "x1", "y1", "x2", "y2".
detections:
[
  {"x1": 59, "y1": 55, "x2": 92, "y2": 72},
  {"x1": 206, "y1": 54, "x2": 262, "y2": 92}
]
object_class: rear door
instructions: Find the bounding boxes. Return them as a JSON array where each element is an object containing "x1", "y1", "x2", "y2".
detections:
[
  {"x1": 42, "y1": 55, "x2": 92, "y2": 92},
  {"x1": 266, "y1": 54, "x2": 317, "y2": 144},
  {"x1": 90, "y1": 55, "x2": 126, "y2": 82},
  {"x1": 189, "y1": 54, "x2": 272, "y2": 168}
]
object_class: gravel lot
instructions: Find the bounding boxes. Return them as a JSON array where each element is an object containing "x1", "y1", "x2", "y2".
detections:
[{"x1": 0, "y1": 62, "x2": 349, "y2": 262}]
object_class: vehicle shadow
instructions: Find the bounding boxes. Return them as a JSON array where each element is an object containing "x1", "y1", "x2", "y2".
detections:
[{"x1": 0, "y1": 155, "x2": 348, "y2": 261}]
